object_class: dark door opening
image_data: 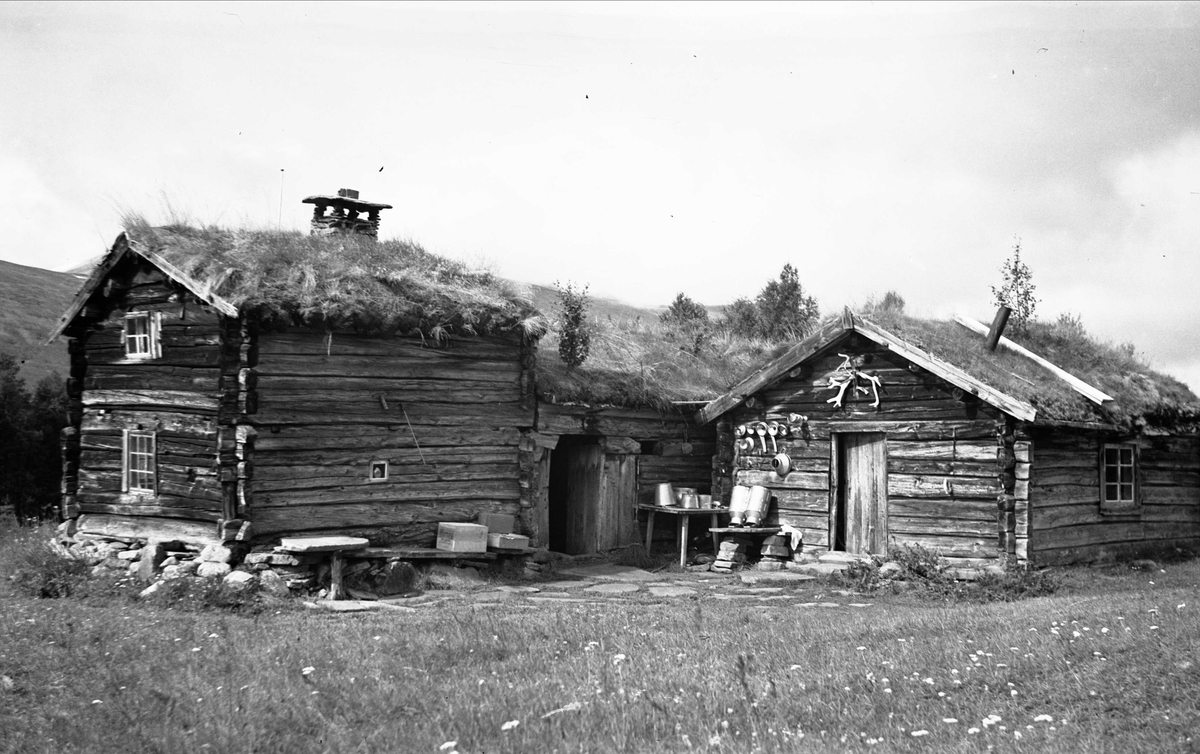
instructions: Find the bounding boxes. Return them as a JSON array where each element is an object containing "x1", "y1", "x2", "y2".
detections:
[{"x1": 548, "y1": 435, "x2": 603, "y2": 555}]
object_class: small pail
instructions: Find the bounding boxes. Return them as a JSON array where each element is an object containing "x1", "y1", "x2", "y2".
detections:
[
  {"x1": 680, "y1": 492, "x2": 699, "y2": 509},
  {"x1": 698, "y1": 494, "x2": 713, "y2": 509},
  {"x1": 729, "y1": 485, "x2": 752, "y2": 525},
  {"x1": 673, "y1": 487, "x2": 697, "y2": 505},
  {"x1": 655, "y1": 483, "x2": 676, "y2": 507},
  {"x1": 746, "y1": 485, "x2": 772, "y2": 526}
]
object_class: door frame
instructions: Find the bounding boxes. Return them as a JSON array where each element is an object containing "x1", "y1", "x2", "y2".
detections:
[{"x1": 829, "y1": 432, "x2": 889, "y2": 555}]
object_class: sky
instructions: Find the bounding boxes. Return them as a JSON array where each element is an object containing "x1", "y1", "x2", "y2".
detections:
[{"x1": 3, "y1": 1, "x2": 1199, "y2": 390}]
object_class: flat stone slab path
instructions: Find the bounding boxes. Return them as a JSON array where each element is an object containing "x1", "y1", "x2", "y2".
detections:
[{"x1": 310, "y1": 562, "x2": 875, "y2": 611}]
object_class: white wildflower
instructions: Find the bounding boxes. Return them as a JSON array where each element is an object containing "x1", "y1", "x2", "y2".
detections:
[
  {"x1": 501, "y1": 720, "x2": 520, "y2": 731},
  {"x1": 439, "y1": 742, "x2": 457, "y2": 751}
]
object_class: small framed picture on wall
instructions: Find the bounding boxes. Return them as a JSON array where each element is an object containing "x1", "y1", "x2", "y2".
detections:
[{"x1": 369, "y1": 460, "x2": 389, "y2": 481}]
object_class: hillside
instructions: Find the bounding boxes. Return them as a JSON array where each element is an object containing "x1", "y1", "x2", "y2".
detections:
[{"x1": 0, "y1": 260, "x2": 81, "y2": 386}]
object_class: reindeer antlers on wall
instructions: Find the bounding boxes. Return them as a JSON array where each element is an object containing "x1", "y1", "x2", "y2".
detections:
[{"x1": 824, "y1": 353, "x2": 883, "y2": 409}]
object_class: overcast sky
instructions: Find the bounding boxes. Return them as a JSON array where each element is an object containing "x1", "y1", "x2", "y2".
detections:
[{"x1": 3, "y1": 1, "x2": 1199, "y2": 390}]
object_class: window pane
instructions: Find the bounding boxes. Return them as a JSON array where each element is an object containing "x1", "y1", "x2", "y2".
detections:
[
  {"x1": 1105, "y1": 484, "x2": 1119, "y2": 502},
  {"x1": 1121, "y1": 484, "x2": 1134, "y2": 502},
  {"x1": 1120, "y1": 448, "x2": 1134, "y2": 466},
  {"x1": 1104, "y1": 448, "x2": 1118, "y2": 465},
  {"x1": 1105, "y1": 465, "x2": 1119, "y2": 483}
]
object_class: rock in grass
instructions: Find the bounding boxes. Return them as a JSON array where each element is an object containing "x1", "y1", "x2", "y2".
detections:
[
  {"x1": 197, "y1": 562, "x2": 232, "y2": 579},
  {"x1": 139, "y1": 582, "x2": 161, "y2": 599},
  {"x1": 223, "y1": 570, "x2": 256, "y2": 589},
  {"x1": 879, "y1": 562, "x2": 903, "y2": 579},
  {"x1": 200, "y1": 544, "x2": 234, "y2": 564},
  {"x1": 258, "y1": 570, "x2": 291, "y2": 597},
  {"x1": 138, "y1": 541, "x2": 169, "y2": 582}
]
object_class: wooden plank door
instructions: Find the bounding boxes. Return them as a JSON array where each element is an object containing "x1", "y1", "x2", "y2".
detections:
[
  {"x1": 833, "y1": 433, "x2": 888, "y2": 555},
  {"x1": 596, "y1": 454, "x2": 638, "y2": 551},
  {"x1": 562, "y1": 443, "x2": 603, "y2": 555}
]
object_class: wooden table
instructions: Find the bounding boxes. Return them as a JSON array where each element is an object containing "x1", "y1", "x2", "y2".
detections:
[{"x1": 638, "y1": 503, "x2": 727, "y2": 568}]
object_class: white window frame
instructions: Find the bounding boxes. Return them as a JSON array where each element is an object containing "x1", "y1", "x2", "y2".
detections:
[
  {"x1": 124, "y1": 311, "x2": 162, "y2": 359},
  {"x1": 122, "y1": 430, "x2": 157, "y2": 495},
  {"x1": 1100, "y1": 442, "x2": 1138, "y2": 514}
]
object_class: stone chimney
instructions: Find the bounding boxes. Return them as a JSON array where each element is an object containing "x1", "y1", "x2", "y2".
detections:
[{"x1": 301, "y1": 188, "x2": 393, "y2": 238}]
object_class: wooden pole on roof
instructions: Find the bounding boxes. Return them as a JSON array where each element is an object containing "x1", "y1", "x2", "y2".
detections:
[{"x1": 985, "y1": 305, "x2": 1011, "y2": 352}]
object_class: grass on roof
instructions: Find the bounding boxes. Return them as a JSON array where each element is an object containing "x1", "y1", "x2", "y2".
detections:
[
  {"x1": 537, "y1": 315, "x2": 789, "y2": 411},
  {"x1": 858, "y1": 302, "x2": 1200, "y2": 431},
  {"x1": 121, "y1": 219, "x2": 546, "y2": 340}
]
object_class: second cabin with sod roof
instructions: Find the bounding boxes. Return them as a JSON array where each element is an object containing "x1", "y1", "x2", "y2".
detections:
[
  {"x1": 697, "y1": 307, "x2": 1200, "y2": 568},
  {"x1": 48, "y1": 191, "x2": 546, "y2": 549}
]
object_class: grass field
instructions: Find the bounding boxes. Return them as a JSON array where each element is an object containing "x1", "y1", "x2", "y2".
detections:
[{"x1": 2, "y1": 522, "x2": 1198, "y2": 754}]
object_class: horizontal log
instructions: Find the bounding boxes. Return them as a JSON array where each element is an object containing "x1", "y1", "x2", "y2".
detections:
[
  {"x1": 256, "y1": 355, "x2": 522, "y2": 382},
  {"x1": 889, "y1": 473, "x2": 1000, "y2": 499},
  {"x1": 653, "y1": 441, "x2": 717, "y2": 457},
  {"x1": 82, "y1": 409, "x2": 219, "y2": 438},
  {"x1": 771, "y1": 487, "x2": 830, "y2": 511},
  {"x1": 734, "y1": 469, "x2": 829, "y2": 492},
  {"x1": 85, "y1": 367, "x2": 221, "y2": 393},
  {"x1": 83, "y1": 389, "x2": 220, "y2": 411},
  {"x1": 254, "y1": 446, "x2": 517, "y2": 468},
  {"x1": 86, "y1": 344, "x2": 223, "y2": 367},
  {"x1": 727, "y1": 417, "x2": 998, "y2": 441},
  {"x1": 78, "y1": 502, "x2": 223, "y2": 522},
  {"x1": 76, "y1": 513, "x2": 219, "y2": 545},
  {"x1": 886, "y1": 440, "x2": 997, "y2": 462},
  {"x1": 889, "y1": 517, "x2": 996, "y2": 538},
  {"x1": 253, "y1": 463, "x2": 519, "y2": 490},
  {"x1": 258, "y1": 387, "x2": 521, "y2": 406},
  {"x1": 250, "y1": 498, "x2": 520, "y2": 535},
  {"x1": 253, "y1": 425, "x2": 521, "y2": 451},
  {"x1": 736, "y1": 455, "x2": 829, "y2": 474},
  {"x1": 888, "y1": 498, "x2": 998, "y2": 521},
  {"x1": 886, "y1": 533, "x2": 1001, "y2": 559},
  {"x1": 253, "y1": 479, "x2": 520, "y2": 508},
  {"x1": 1029, "y1": 521, "x2": 1150, "y2": 551},
  {"x1": 251, "y1": 400, "x2": 534, "y2": 427},
  {"x1": 886, "y1": 459, "x2": 997, "y2": 478}
]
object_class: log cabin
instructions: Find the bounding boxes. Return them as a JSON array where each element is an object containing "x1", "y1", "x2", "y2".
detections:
[
  {"x1": 48, "y1": 191, "x2": 547, "y2": 549},
  {"x1": 47, "y1": 190, "x2": 718, "y2": 555},
  {"x1": 696, "y1": 307, "x2": 1200, "y2": 567}
]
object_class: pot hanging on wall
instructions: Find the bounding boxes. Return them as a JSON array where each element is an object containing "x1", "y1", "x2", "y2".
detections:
[{"x1": 771, "y1": 453, "x2": 791, "y2": 478}]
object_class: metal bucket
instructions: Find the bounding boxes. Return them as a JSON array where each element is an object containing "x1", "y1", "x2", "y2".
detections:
[
  {"x1": 746, "y1": 485, "x2": 772, "y2": 526},
  {"x1": 673, "y1": 487, "x2": 697, "y2": 505},
  {"x1": 680, "y1": 491, "x2": 699, "y2": 509},
  {"x1": 655, "y1": 483, "x2": 676, "y2": 507},
  {"x1": 729, "y1": 485, "x2": 752, "y2": 525}
]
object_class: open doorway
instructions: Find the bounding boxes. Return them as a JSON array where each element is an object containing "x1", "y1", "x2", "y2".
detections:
[
  {"x1": 548, "y1": 435, "x2": 603, "y2": 555},
  {"x1": 830, "y1": 432, "x2": 888, "y2": 555}
]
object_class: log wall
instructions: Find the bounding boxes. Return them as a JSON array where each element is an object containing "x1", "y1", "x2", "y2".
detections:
[
  {"x1": 1028, "y1": 431, "x2": 1200, "y2": 564},
  {"x1": 722, "y1": 341, "x2": 1005, "y2": 563},
  {"x1": 247, "y1": 330, "x2": 534, "y2": 545},
  {"x1": 528, "y1": 405, "x2": 715, "y2": 551},
  {"x1": 68, "y1": 259, "x2": 226, "y2": 543}
]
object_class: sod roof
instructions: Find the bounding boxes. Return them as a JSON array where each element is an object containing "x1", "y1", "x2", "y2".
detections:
[
  {"x1": 114, "y1": 222, "x2": 546, "y2": 340},
  {"x1": 858, "y1": 307, "x2": 1200, "y2": 432}
]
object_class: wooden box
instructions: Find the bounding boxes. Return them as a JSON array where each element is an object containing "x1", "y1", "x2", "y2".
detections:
[
  {"x1": 488, "y1": 533, "x2": 530, "y2": 550},
  {"x1": 477, "y1": 512, "x2": 516, "y2": 535},
  {"x1": 436, "y1": 523, "x2": 488, "y2": 553}
]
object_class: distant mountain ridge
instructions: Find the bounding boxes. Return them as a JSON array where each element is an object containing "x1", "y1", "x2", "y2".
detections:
[{"x1": 0, "y1": 260, "x2": 81, "y2": 386}]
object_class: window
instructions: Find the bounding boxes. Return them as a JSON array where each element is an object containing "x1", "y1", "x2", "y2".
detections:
[
  {"x1": 1101, "y1": 443, "x2": 1137, "y2": 513},
  {"x1": 124, "y1": 312, "x2": 161, "y2": 359},
  {"x1": 123, "y1": 431, "x2": 156, "y2": 494}
]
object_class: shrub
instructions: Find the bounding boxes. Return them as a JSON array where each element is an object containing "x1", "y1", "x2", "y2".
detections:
[
  {"x1": 991, "y1": 238, "x2": 1038, "y2": 335},
  {"x1": 554, "y1": 281, "x2": 592, "y2": 369},
  {"x1": 718, "y1": 264, "x2": 820, "y2": 341},
  {"x1": 888, "y1": 542, "x2": 947, "y2": 581},
  {"x1": 8, "y1": 537, "x2": 89, "y2": 598},
  {"x1": 148, "y1": 576, "x2": 281, "y2": 614},
  {"x1": 660, "y1": 293, "x2": 712, "y2": 355}
]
